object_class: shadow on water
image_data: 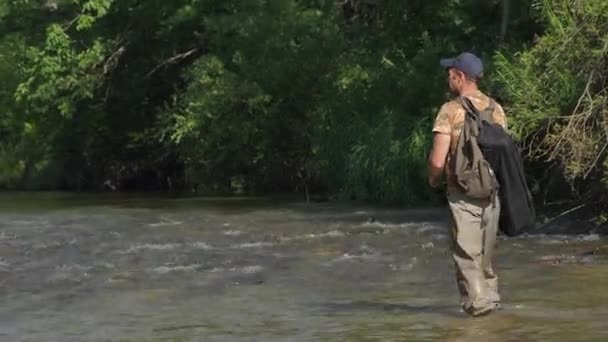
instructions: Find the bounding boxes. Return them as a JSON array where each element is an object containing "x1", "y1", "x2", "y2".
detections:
[
  {"x1": 0, "y1": 191, "x2": 293, "y2": 214},
  {"x1": 286, "y1": 201, "x2": 449, "y2": 224},
  {"x1": 323, "y1": 300, "x2": 459, "y2": 317},
  {"x1": 154, "y1": 324, "x2": 210, "y2": 333}
]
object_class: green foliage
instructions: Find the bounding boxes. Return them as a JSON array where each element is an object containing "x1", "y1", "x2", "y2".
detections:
[
  {"x1": 0, "y1": 34, "x2": 27, "y2": 188},
  {"x1": 16, "y1": 24, "x2": 107, "y2": 117},
  {"x1": 160, "y1": 56, "x2": 273, "y2": 192},
  {"x1": 309, "y1": 0, "x2": 533, "y2": 204},
  {"x1": 4, "y1": 0, "x2": 594, "y2": 208},
  {"x1": 77, "y1": 0, "x2": 114, "y2": 30},
  {"x1": 494, "y1": 0, "x2": 608, "y2": 193},
  {"x1": 155, "y1": 0, "x2": 344, "y2": 193}
]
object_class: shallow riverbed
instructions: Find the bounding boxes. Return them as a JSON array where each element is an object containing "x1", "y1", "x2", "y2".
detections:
[{"x1": 1, "y1": 193, "x2": 607, "y2": 341}]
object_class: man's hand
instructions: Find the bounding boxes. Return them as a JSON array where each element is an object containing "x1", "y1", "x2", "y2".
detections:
[
  {"x1": 429, "y1": 176, "x2": 442, "y2": 189},
  {"x1": 427, "y1": 132, "x2": 451, "y2": 188}
]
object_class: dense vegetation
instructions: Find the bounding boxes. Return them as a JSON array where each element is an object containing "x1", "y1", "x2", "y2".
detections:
[{"x1": 0, "y1": 0, "x2": 605, "y2": 209}]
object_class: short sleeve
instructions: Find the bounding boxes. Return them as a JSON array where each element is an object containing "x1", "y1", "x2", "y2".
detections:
[
  {"x1": 493, "y1": 103, "x2": 508, "y2": 130},
  {"x1": 432, "y1": 103, "x2": 453, "y2": 135}
]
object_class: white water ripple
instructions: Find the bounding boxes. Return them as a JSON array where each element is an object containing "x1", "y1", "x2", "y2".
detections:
[
  {"x1": 208, "y1": 265, "x2": 264, "y2": 274},
  {"x1": 125, "y1": 242, "x2": 213, "y2": 253},
  {"x1": 0, "y1": 260, "x2": 9, "y2": 271},
  {"x1": 151, "y1": 264, "x2": 202, "y2": 274},
  {"x1": 230, "y1": 242, "x2": 276, "y2": 249},
  {"x1": 147, "y1": 219, "x2": 183, "y2": 228},
  {"x1": 282, "y1": 230, "x2": 345, "y2": 242},
  {"x1": 151, "y1": 264, "x2": 265, "y2": 275}
]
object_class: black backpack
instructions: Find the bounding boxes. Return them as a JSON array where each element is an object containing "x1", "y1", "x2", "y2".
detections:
[{"x1": 459, "y1": 97, "x2": 536, "y2": 236}]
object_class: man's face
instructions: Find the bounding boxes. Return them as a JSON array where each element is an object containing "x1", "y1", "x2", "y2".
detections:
[{"x1": 447, "y1": 68, "x2": 464, "y2": 96}]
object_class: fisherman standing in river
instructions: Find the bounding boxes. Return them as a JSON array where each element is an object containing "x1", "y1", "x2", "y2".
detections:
[{"x1": 427, "y1": 52, "x2": 507, "y2": 317}]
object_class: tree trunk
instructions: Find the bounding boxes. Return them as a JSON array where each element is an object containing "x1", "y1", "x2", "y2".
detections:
[{"x1": 500, "y1": 0, "x2": 511, "y2": 41}]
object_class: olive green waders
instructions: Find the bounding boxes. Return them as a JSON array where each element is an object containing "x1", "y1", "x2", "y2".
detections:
[{"x1": 447, "y1": 190, "x2": 501, "y2": 316}]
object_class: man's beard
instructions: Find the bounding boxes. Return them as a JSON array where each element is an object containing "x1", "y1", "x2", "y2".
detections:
[{"x1": 449, "y1": 87, "x2": 459, "y2": 97}]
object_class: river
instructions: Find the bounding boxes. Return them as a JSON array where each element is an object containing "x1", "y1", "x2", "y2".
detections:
[{"x1": 1, "y1": 193, "x2": 607, "y2": 341}]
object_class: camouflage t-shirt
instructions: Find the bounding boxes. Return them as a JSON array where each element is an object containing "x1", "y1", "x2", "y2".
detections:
[{"x1": 432, "y1": 91, "x2": 507, "y2": 192}]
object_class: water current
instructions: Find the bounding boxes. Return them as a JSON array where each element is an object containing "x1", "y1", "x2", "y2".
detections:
[{"x1": 1, "y1": 193, "x2": 607, "y2": 341}]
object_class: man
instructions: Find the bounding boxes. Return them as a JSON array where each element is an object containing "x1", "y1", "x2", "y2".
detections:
[{"x1": 428, "y1": 52, "x2": 507, "y2": 317}]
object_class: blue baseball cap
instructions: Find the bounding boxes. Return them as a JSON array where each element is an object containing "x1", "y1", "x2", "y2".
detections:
[{"x1": 440, "y1": 52, "x2": 484, "y2": 79}]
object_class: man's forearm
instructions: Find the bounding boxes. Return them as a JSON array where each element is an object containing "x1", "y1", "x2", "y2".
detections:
[
  {"x1": 428, "y1": 162, "x2": 443, "y2": 188},
  {"x1": 427, "y1": 132, "x2": 450, "y2": 189}
]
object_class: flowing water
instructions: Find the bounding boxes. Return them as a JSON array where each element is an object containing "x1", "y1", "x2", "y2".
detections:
[{"x1": 1, "y1": 193, "x2": 607, "y2": 341}]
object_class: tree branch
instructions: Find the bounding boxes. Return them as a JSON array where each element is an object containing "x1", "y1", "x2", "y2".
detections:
[
  {"x1": 104, "y1": 44, "x2": 127, "y2": 75},
  {"x1": 63, "y1": 15, "x2": 81, "y2": 31},
  {"x1": 145, "y1": 48, "x2": 200, "y2": 78}
]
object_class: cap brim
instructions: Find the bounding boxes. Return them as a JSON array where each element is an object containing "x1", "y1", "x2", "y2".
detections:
[{"x1": 439, "y1": 58, "x2": 456, "y2": 69}]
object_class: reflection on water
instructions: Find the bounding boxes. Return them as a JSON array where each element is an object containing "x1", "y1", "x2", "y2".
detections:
[{"x1": 0, "y1": 193, "x2": 607, "y2": 341}]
